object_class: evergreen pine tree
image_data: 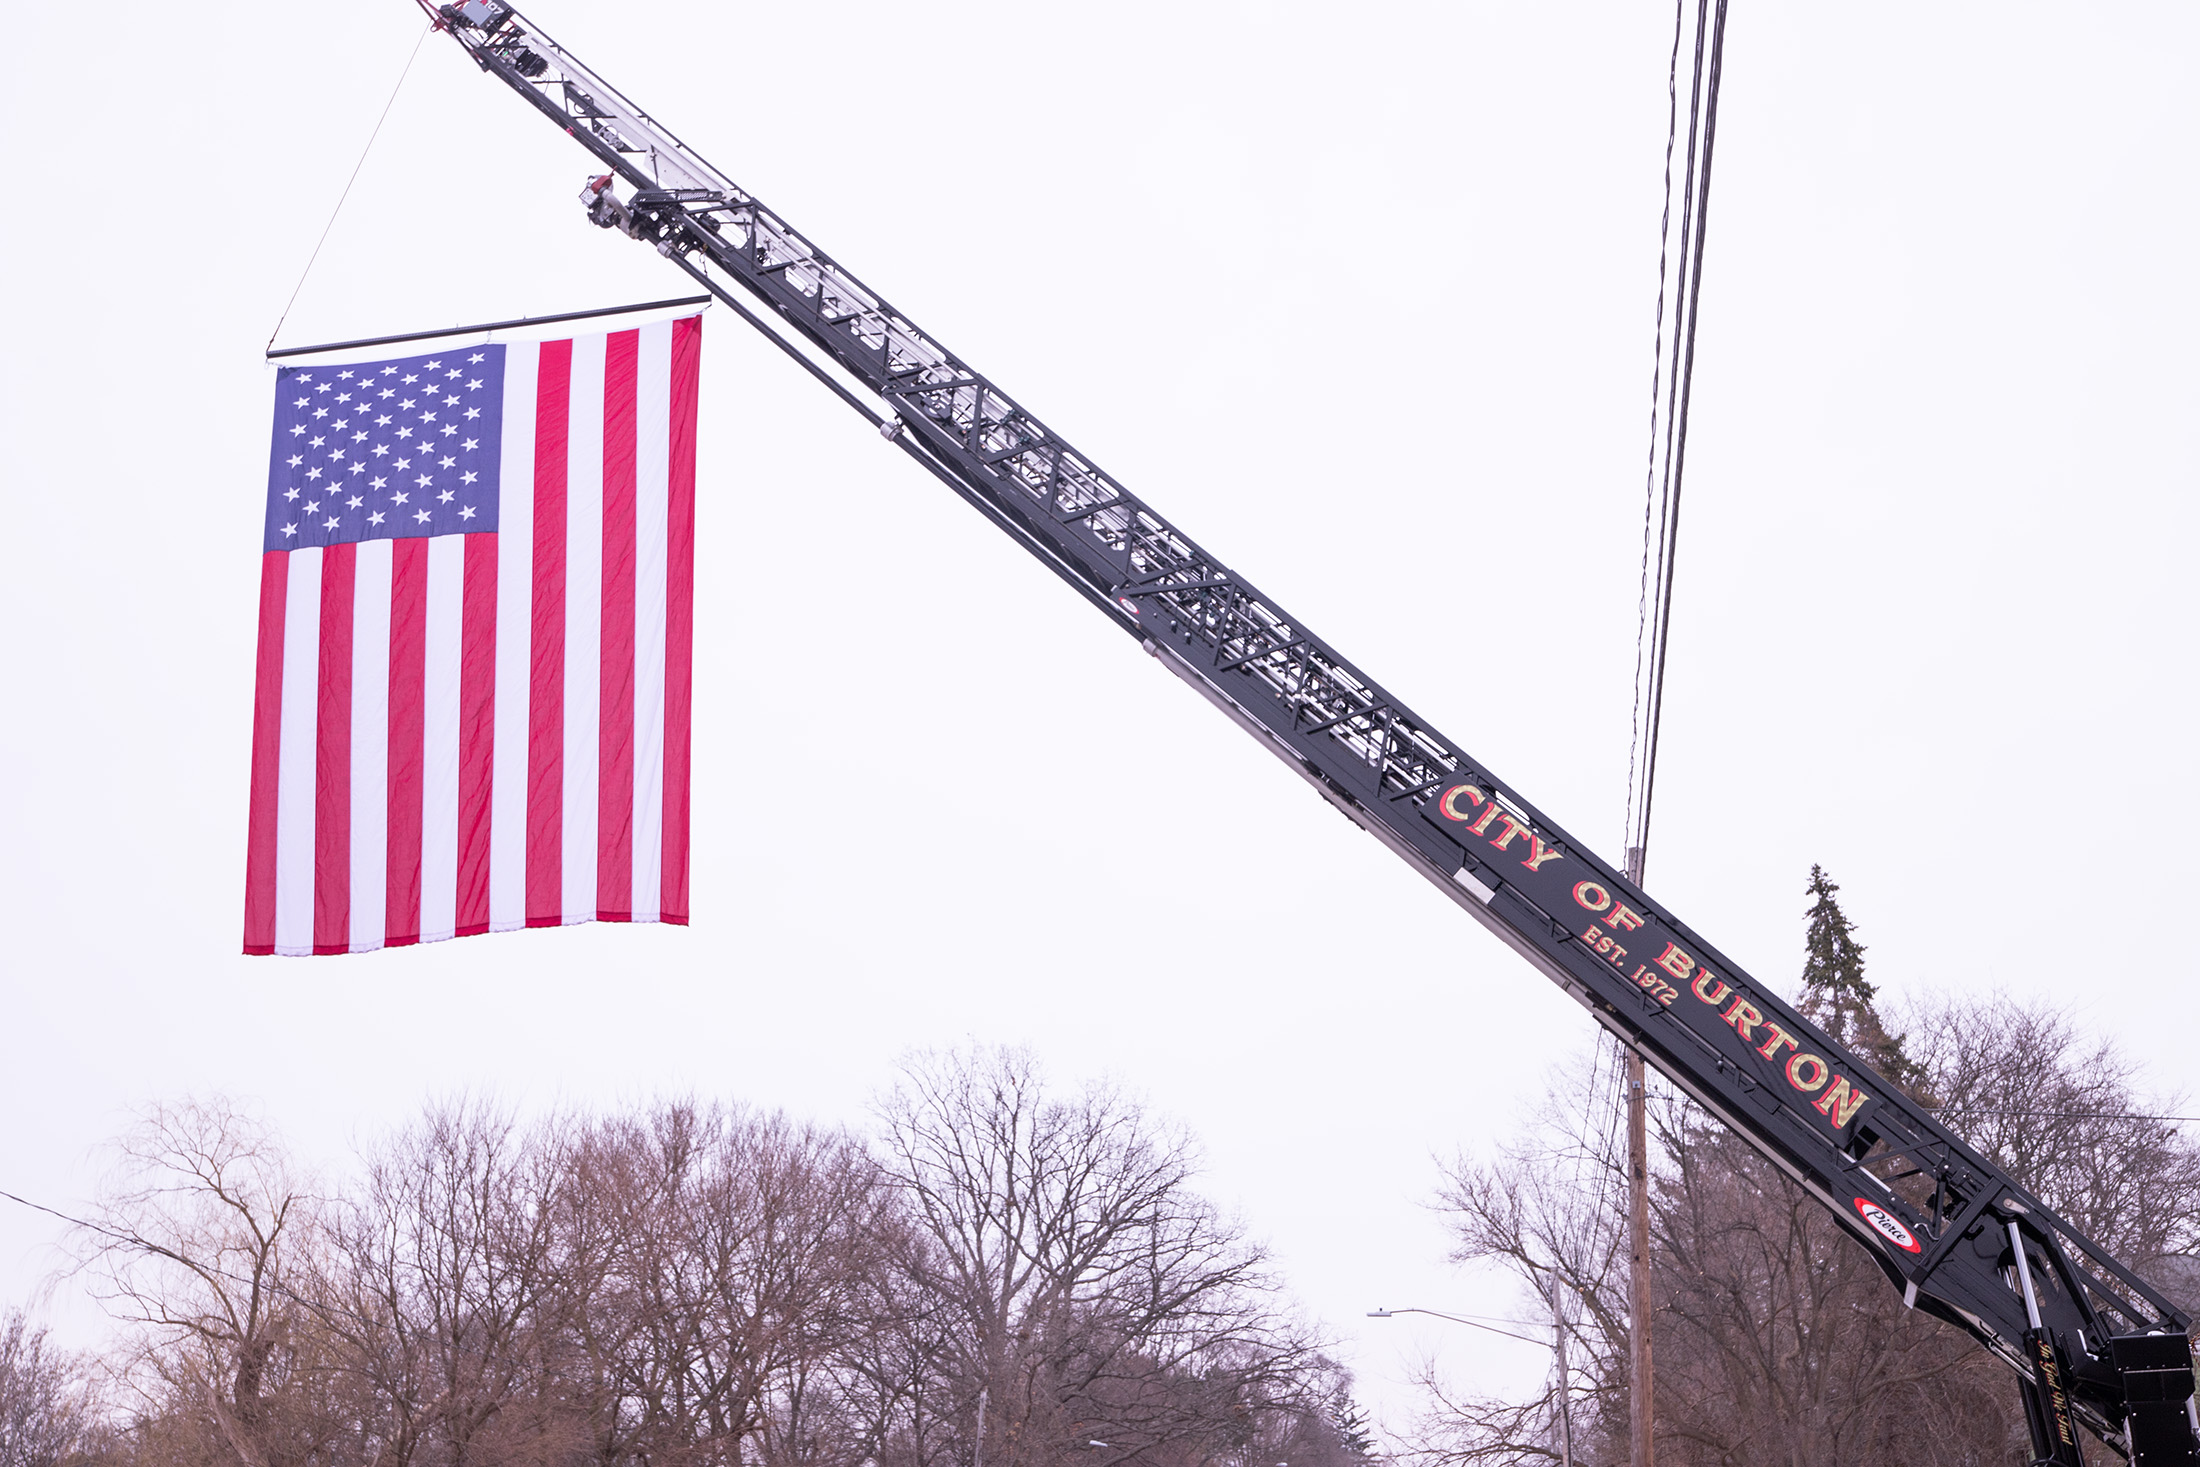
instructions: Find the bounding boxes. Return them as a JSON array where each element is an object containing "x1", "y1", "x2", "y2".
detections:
[
  {"x1": 1798, "y1": 865, "x2": 1925, "y2": 1097},
  {"x1": 1327, "y1": 1391, "x2": 1375, "y2": 1459}
]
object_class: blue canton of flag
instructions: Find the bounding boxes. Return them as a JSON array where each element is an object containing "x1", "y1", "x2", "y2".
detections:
[{"x1": 263, "y1": 347, "x2": 507, "y2": 552}]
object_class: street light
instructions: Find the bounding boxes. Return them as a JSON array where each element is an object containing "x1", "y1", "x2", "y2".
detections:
[{"x1": 1369, "y1": 1290, "x2": 1576, "y2": 1467}]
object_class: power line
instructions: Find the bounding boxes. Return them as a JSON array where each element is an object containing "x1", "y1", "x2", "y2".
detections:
[
  {"x1": 1623, "y1": 0, "x2": 1731, "y2": 875},
  {"x1": 1622, "y1": 0, "x2": 1687, "y2": 876},
  {"x1": 0, "y1": 1185, "x2": 344, "y2": 1329},
  {"x1": 0, "y1": 1186, "x2": 97, "y2": 1237}
]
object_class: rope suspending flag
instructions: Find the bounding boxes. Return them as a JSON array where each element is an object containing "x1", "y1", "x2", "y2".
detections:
[{"x1": 243, "y1": 317, "x2": 701, "y2": 955}]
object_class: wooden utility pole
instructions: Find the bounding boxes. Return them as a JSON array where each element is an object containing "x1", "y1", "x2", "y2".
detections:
[
  {"x1": 1619, "y1": 8, "x2": 1727, "y2": 1459},
  {"x1": 1625, "y1": 847, "x2": 1654, "y2": 1467},
  {"x1": 1627, "y1": 1050, "x2": 1654, "y2": 1467}
]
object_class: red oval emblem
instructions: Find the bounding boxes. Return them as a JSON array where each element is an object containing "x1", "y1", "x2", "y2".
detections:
[{"x1": 1853, "y1": 1197, "x2": 1921, "y2": 1253}]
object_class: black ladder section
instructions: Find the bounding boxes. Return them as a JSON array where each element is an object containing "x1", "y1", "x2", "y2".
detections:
[{"x1": 418, "y1": 5, "x2": 2199, "y2": 1459}]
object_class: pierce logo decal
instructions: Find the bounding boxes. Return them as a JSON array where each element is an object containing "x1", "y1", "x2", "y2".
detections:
[{"x1": 1854, "y1": 1197, "x2": 1921, "y2": 1253}]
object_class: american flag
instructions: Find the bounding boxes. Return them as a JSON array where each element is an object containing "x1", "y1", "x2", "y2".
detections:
[{"x1": 243, "y1": 317, "x2": 700, "y2": 955}]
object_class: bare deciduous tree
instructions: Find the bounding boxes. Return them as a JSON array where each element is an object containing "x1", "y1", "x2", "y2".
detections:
[
  {"x1": 0, "y1": 1312, "x2": 97, "y2": 1467},
  {"x1": 1418, "y1": 1048, "x2": 1632, "y2": 1466},
  {"x1": 78, "y1": 1098, "x2": 326, "y2": 1467},
  {"x1": 1646, "y1": 1108, "x2": 2013, "y2": 1467},
  {"x1": 326, "y1": 1098, "x2": 588, "y2": 1467},
  {"x1": 1418, "y1": 991, "x2": 2200, "y2": 1467},
  {"x1": 1908, "y1": 995, "x2": 2200, "y2": 1309},
  {"x1": 873, "y1": 1047, "x2": 1348, "y2": 1467},
  {"x1": 567, "y1": 1100, "x2": 896, "y2": 1467},
  {"x1": 54, "y1": 1076, "x2": 1353, "y2": 1467}
]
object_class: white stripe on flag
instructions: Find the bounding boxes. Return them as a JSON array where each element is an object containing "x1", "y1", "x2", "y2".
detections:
[
  {"x1": 631, "y1": 321, "x2": 671, "y2": 921},
  {"x1": 489, "y1": 342, "x2": 538, "y2": 933},
  {"x1": 420, "y1": 532, "x2": 464, "y2": 942},
  {"x1": 349, "y1": 538, "x2": 393, "y2": 953},
  {"x1": 274, "y1": 545, "x2": 323, "y2": 957},
  {"x1": 562, "y1": 333, "x2": 606, "y2": 924}
]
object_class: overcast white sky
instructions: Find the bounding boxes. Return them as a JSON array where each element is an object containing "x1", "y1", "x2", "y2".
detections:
[{"x1": 4, "y1": 0, "x2": 2197, "y2": 1438}]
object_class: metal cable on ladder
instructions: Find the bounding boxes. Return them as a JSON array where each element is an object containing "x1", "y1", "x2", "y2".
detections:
[{"x1": 265, "y1": 21, "x2": 436, "y2": 354}]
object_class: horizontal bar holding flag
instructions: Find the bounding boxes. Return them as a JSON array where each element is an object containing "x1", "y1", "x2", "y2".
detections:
[{"x1": 268, "y1": 297, "x2": 712, "y2": 360}]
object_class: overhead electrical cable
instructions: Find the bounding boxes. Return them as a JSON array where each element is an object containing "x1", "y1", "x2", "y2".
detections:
[
  {"x1": 0, "y1": 1185, "x2": 365, "y2": 1334},
  {"x1": 1622, "y1": 0, "x2": 1688, "y2": 876},
  {"x1": 1623, "y1": 0, "x2": 1732, "y2": 877}
]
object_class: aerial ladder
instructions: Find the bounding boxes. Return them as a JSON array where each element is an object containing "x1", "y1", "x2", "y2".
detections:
[{"x1": 407, "y1": 4, "x2": 2199, "y2": 1461}]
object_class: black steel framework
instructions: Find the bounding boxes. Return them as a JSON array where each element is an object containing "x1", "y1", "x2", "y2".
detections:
[{"x1": 416, "y1": 5, "x2": 2199, "y2": 1460}]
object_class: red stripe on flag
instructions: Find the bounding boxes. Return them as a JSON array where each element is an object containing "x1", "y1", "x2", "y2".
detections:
[
  {"x1": 385, "y1": 538, "x2": 427, "y2": 946},
  {"x1": 662, "y1": 315, "x2": 700, "y2": 925},
  {"x1": 243, "y1": 551, "x2": 289, "y2": 955},
  {"x1": 527, "y1": 340, "x2": 572, "y2": 926},
  {"x1": 598, "y1": 330, "x2": 640, "y2": 921},
  {"x1": 457, "y1": 534, "x2": 499, "y2": 936},
  {"x1": 314, "y1": 542, "x2": 357, "y2": 955}
]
